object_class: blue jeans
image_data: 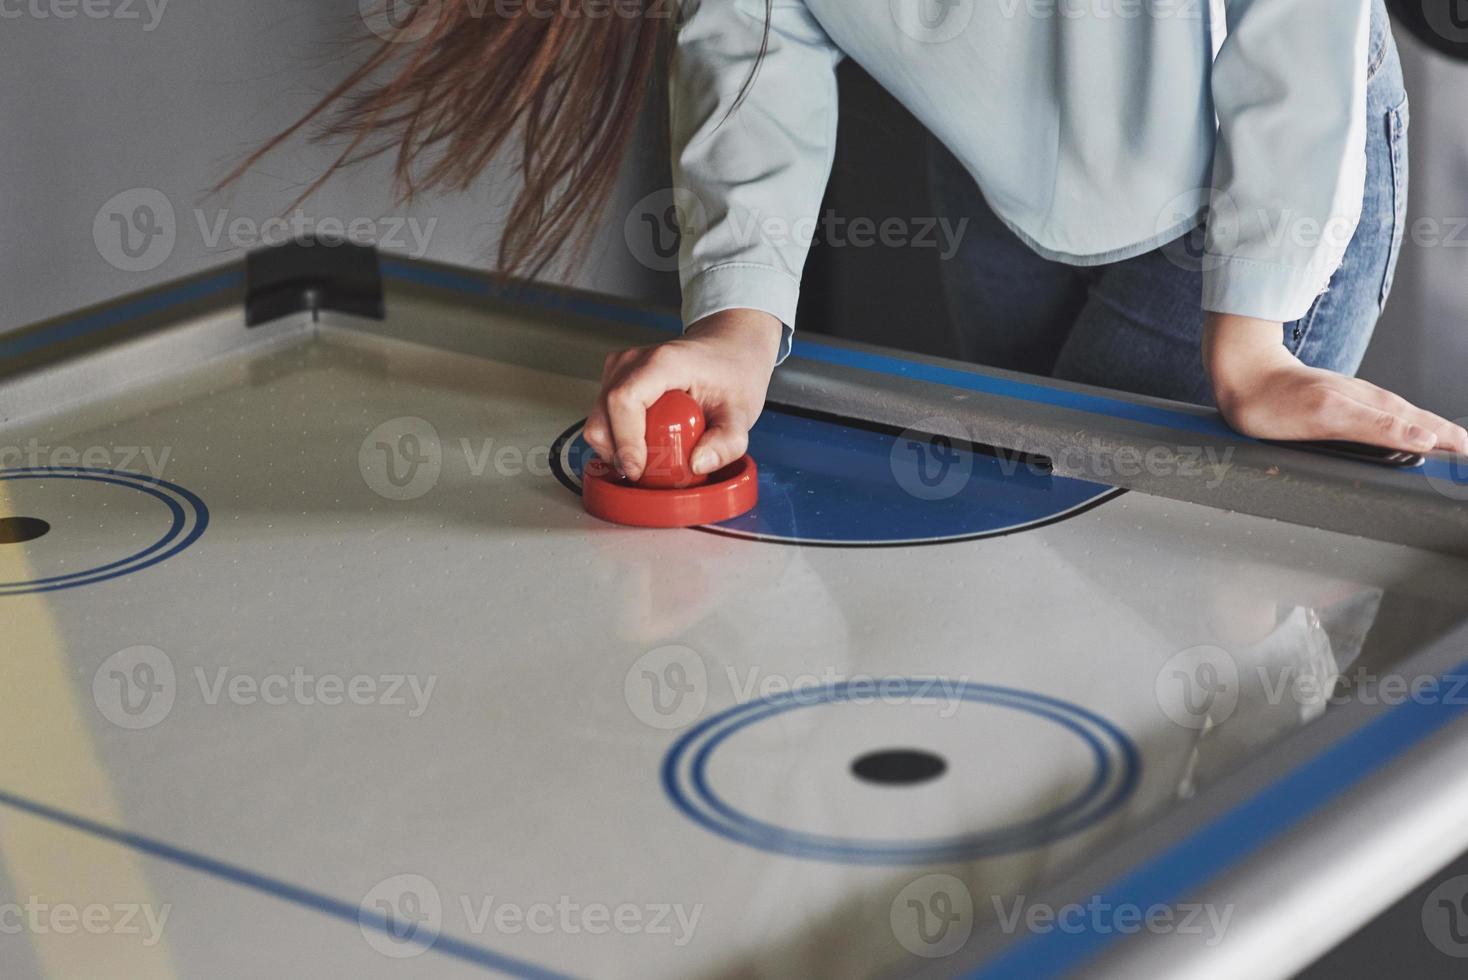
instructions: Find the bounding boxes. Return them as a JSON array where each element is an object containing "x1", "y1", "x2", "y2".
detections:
[{"x1": 927, "y1": 0, "x2": 1409, "y2": 406}]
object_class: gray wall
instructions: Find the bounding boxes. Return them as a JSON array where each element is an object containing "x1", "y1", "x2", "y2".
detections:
[
  {"x1": 0, "y1": 1, "x2": 676, "y2": 333},
  {"x1": 1360, "y1": 32, "x2": 1468, "y2": 419}
]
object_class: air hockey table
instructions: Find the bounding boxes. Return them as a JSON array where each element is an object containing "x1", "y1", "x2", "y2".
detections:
[{"x1": 4, "y1": 239, "x2": 1468, "y2": 980}]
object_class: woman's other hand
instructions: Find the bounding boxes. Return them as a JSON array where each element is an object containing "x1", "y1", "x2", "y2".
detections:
[{"x1": 1206, "y1": 313, "x2": 1468, "y2": 456}]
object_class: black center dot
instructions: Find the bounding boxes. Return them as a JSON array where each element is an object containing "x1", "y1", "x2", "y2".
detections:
[
  {"x1": 851, "y1": 748, "x2": 947, "y2": 786},
  {"x1": 0, "y1": 517, "x2": 50, "y2": 545}
]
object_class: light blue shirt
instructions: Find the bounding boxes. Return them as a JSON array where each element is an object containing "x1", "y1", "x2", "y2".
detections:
[{"x1": 670, "y1": 0, "x2": 1372, "y2": 360}]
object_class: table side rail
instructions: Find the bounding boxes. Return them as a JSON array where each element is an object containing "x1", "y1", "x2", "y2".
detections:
[
  {"x1": 900, "y1": 617, "x2": 1468, "y2": 980},
  {"x1": 354, "y1": 268, "x2": 1468, "y2": 557}
]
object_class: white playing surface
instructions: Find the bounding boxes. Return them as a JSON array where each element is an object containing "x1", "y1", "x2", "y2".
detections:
[{"x1": 0, "y1": 327, "x2": 1461, "y2": 979}]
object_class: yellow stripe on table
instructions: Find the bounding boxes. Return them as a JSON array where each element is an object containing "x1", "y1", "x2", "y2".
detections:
[{"x1": 0, "y1": 486, "x2": 177, "y2": 979}]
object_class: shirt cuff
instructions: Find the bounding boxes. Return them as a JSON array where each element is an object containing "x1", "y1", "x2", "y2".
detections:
[
  {"x1": 1201, "y1": 255, "x2": 1336, "y2": 324},
  {"x1": 681, "y1": 263, "x2": 799, "y2": 365}
]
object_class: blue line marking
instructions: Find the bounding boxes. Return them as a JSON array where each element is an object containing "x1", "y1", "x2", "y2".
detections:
[
  {"x1": 384, "y1": 262, "x2": 1468, "y2": 490},
  {"x1": 381, "y1": 260, "x2": 1232, "y2": 438},
  {"x1": 0, "y1": 789, "x2": 575, "y2": 980},
  {"x1": 0, "y1": 468, "x2": 209, "y2": 595},
  {"x1": 0, "y1": 269, "x2": 242, "y2": 360},
  {"x1": 662, "y1": 680, "x2": 1139, "y2": 865},
  {"x1": 1422, "y1": 453, "x2": 1468, "y2": 485},
  {"x1": 772, "y1": 345, "x2": 1460, "y2": 487},
  {"x1": 963, "y1": 663, "x2": 1468, "y2": 978},
  {"x1": 790, "y1": 343, "x2": 1239, "y2": 439},
  {"x1": 380, "y1": 259, "x2": 683, "y2": 334},
  {"x1": 687, "y1": 694, "x2": 1114, "y2": 862}
]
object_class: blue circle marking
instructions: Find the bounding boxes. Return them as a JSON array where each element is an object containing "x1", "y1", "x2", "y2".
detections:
[
  {"x1": 662, "y1": 679, "x2": 1139, "y2": 865},
  {"x1": 0, "y1": 468, "x2": 209, "y2": 595},
  {"x1": 552, "y1": 410, "x2": 1118, "y2": 545}
]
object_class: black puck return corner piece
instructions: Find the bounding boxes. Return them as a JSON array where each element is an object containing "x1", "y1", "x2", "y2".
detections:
[{"x1": 245, "y1": 237, "x2": 385, "y2": 327}]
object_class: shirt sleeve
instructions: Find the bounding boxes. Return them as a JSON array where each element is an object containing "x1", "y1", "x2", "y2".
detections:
[
  {"x1": 1202, "y1": 0, "x2": 1373, "y2": 323},
  {"x1": 670, "y1": 0, "x2": 843, "y2": 363}
]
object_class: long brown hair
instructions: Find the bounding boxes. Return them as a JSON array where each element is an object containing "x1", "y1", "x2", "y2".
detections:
[{"x1": 221, "y1": 0, "x2": 768, "y2": 278}]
